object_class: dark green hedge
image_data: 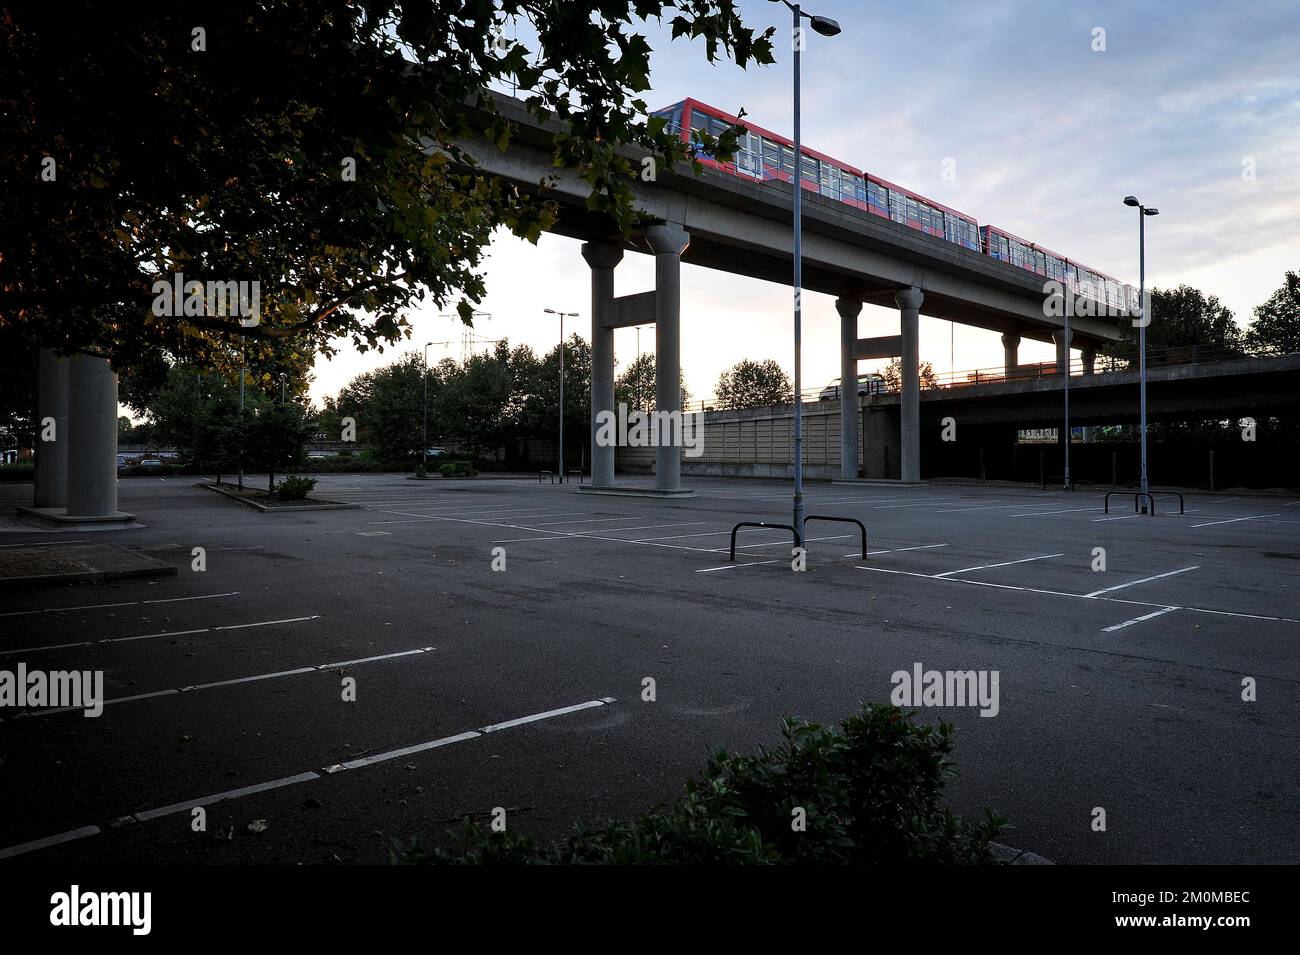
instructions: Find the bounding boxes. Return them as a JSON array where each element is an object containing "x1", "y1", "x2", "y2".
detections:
[{"x1": 394, "y1": 703, "x2": 1006, "y2": 865}]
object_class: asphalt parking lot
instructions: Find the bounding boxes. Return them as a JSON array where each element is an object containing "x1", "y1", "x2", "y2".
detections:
[{"x1": 1, "y1": 473, "x2": 1297, "y2": 864}]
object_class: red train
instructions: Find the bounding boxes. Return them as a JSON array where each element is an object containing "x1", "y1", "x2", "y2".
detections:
[{"x1": 652, "y1": 98, "x2": 1134, "y2": 312}]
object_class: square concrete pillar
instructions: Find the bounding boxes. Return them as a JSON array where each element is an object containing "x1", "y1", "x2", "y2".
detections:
[
  {"x1": 582, "y1": 242, "x2": 623, "y2": 488},
  {"x1": 1053, "y1": 328, "x2": 1073, "y2": 376},
  {"x1": 1001, "y1": 332, "x2": 1021, "y2": 376},
  {"x1": 66, "y1": 353, "x2": 120, "y2": 518},
  {"x1": 895, "y1": 287, "x2": 924, "y2": 483},
  {"x1": 33, "y1": 348, "x2": 69, "y2": 508},
  {"x1": 644, "y1": 224, "x2": 690, "y2": 492},
  {"x1": 836, "y1": 297, "x2": 863, "y2": 479}
]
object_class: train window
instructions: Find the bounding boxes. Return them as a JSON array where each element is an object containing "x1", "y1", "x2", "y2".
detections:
[{"x1": 800, "y1": 155, "x2": 818, "y2": 181}]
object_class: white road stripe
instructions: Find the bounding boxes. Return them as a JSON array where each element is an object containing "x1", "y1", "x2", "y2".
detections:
[
  {"x1": 0, "y1": 591, "x2": 240, "y2": 619},
  {"x1": 0, "y1": 539, "x2": 88, "y2": 548},
  {"x1": 0, "y1": 825, "x2": 102, "y2": 861},
  {"x1": 1084, "y1": 566, "x2": 1200, "y2": 598},
  {"x1": 844, "y1": 543, "x2": 948, "y2": 558},
  {"x1": 934, "y1": 554, "x2": 1063, "y2": 577},
  {"x1": 133, "y1": 773, "x2": 323, "y2": 823},
  {"x1": 0, "y1": 617, "x2": 319, "y2": 657},
  {"x1": 1102, "y1": 607, "x2": 1179, "y2": 632},
  {"x1": 1009, "y1": 507, "x2": 1102, "y2": 517},
  {"x1": 696, "y1": 559, "x2": 781, "y2": 573},
  {"x1": 1, "y1": 697, "x2": 618, "y2": 857},
  {"x1": 1189, "y1": 514, "x2": 1280, "y2": 529},
  {"x1": 21, "y1": 647, "x2": 435, "y2": 718}
]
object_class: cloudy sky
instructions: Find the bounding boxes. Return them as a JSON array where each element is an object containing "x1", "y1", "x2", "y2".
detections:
[{"x1": 310, "y1": 0, "x2": 1300, "y2": 406}]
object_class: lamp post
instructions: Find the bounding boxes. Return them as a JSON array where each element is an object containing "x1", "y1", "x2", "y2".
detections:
[
  {"x1": 1123, "y1": 196, "x2": 1159, "y2": 510},
  {"x1": 422, "y1": 341, "x2": 434, "y2": 470},
  {"x1": 279, "y1": 373, "x2": 288, "y2": 406},
  {"x1": 770, "y1": 0, "x2": 841, "y2": 536},
  {"x1": 544, "y1": 308, "x2": 579, "y2": 478}
]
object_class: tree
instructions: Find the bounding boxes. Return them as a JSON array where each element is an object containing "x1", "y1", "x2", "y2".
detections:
[
  {"x1": 882, "y1": 358, "x2": 940, "y2": 394},
  {"x1": 437, "y1": 342, "x2": 518, "y2": 459},
  {"x1": 1245, "y1": 271, "x2": 1300, "y2": 356},
  {"x1": 1, "y1": 3, "x2": 772, "y2": 376},
  {"x1": 614, "y1": 352, "x2": 690, "y2": 411},
  {"x1": 335, "y1": 352, "x2": 429, "y2": 466},
  {"x1": 714, "y1": 359, "x2": 790, "y2": 409},
  {"x1": 242, "y1": 403, "x2": 313, "y2": 492},
  {"x1": 1108, "y1": 285, "x2": 1242, "y2": 363}
]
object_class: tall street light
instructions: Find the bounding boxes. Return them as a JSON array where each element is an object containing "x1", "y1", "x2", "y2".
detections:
[
  {"x1": 544, "y1": 308, "x2": 579, "y2": 478},
  {"x1": 770, "y1": 0, "x2": 840, "y2": 535},
  {"x1": 1124, "y1": 196, "x2": 1159, "y2": 510},
  {"x1": 422, "y1": 341, "x2": 434, "y2": 470}
]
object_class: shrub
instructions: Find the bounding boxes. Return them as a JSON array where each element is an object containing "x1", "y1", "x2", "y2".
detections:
[
  {"x1": 438, "y1": 459, "x2": 476, "y2": 478},
  {"x1": 393, "y1": 703, "x2": 1005, "y2": 865},
  {"x1": 275, "y1": 475, "x2": 317, "y2": 500}
]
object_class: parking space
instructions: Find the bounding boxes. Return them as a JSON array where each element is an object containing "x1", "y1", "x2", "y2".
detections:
[{"x1": 2, "y1": 474, "x2": 1298, "y2": 863}]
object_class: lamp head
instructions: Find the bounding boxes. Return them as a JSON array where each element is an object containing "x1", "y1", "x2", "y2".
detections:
[
  {"x1": 810, "y1": 15, "x2": 841, "y2": 36},
  {"x1": 1144, "y1": 207, "x2": 1159, "y2": 216},
  {"x1": 1123, "y1": 196, "x2": 1140, "y2": 207}
]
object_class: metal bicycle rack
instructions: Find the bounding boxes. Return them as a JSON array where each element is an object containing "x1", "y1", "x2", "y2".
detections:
[
  {"x1": 1103, "y1": 490, "x2": 1182, "y2": 515},
  {"x1": 804, "y1": 515, "x2": 868, "y2": 559},
  {"x1": 729, "y1": 521, "x2": 801, "y2": 561}
]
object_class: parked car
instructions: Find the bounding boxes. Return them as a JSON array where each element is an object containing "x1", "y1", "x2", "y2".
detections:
[
  {"x1": 116, "y1": 454, "x2": 127, "y2": 474},
  {"x1": 819, "y1": 374, "x2": 886, "y2": 401},
  {"x1": 138, "y1": 456, "x2": 163, "y2": 471}
]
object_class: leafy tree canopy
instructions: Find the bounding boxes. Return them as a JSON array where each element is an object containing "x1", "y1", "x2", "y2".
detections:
[
  {"x1": 714, "y1": 358, "x2": 789, "y2": 410},
  {"x1": 0, "y1": 1, "x2": 772, "y2": 379},
  {"x1": 1244, "y1": 271, "x2": 1300, "y2": 356}
]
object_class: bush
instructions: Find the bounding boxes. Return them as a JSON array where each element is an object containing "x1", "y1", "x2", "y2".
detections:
[
  {"x1": 275, "y1": 475, "x2": 317, "y2": 500},
  {"x1": 438, "y1": 459, "x2": 477, "y2": 478},
  {"x1": 393, "y1": 703, "x2": 1005, "y2": 865}
]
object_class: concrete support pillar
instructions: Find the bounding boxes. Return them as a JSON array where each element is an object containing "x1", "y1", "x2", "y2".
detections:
[
  {"x1": 582, "y1": 241, "x2": 623, "y2": 488},
  {"x1": 836, "y1": 297, "x2": 863, "y2": 479},
  {"x1": 895, "y1": 287, "x2": 924, "y2": 483},
  {"x1": 1000, "y1": 332, "x2": 1020, "y2": 376},
  {"x1": 645, "y1": 224, "x2": 690, "y2": 492},
  {"x1": 33, "y1": 348, "x2": 69, "y2": 508},
  {"x1": 66, "y1": 353, "x2": 119, "y2": 517},
  {"x1": 1081, "y1": 347, "x2": 1096, "y2": 375},
  {"x1": 1054, "y1": 328, "x2": 1073, "y2": 376}
]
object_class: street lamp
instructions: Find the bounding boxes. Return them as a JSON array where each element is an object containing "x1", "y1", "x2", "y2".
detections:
[
  {"x1": 770, "y1": 0, "x2": 840, "y2": 536},
  {"x1": 279, "y1": 373, "x2": 288, "y2": 406},
  {"x1": 544, "y1": 309, "x2": 579, "y2": 479},
  {"x1": 1123, "y1": 196, "x2": 1159, "y2": 510},
  {"x1": 422, "y1": 341, "x2": 434, "y2": 470}
]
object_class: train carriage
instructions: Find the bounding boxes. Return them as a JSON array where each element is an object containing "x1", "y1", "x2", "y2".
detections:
[{"x1": 652, "y1": 98, "x2": 1129, "y2": 310}]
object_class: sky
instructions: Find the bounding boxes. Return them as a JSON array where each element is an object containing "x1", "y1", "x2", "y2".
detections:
[{"x1": 307, "y1": 0, "x2": 1300, "y2": 407}]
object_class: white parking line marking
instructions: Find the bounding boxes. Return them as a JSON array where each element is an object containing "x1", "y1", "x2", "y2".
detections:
[
  {"x1": 1084, "y1": 566, "x2": 1200, "y2": 598},
  {"x1": 696, "y1": 559, "x2": 780, "y2": 573},
  {"x1": 529, "y1": 516, "x2": 641, "y2": 526},
  {"x1": 854, "y1": 565, "x2": 1300, "y2": 624},
  {"x1": 0, "y1": 825, "x2": 103, "y2": 861},
  {"x1": 133, "y1": 773, "x2": 323, "y2": 823},
  {"x1": 0, "y1": 616, "x2": 320, "y2": 657},
  {"x1": 842, "y1": 543, "x2": 949, "y2": 558},
  {"x1": 1009, "y1": 507, "x2": 1102, "y2": 517},
  {"x1": 0, "y1": 592, "x2": 240, "y2": 619},
  {"x1": 0, "y1": 539, "x2": 88, "y2": 548},
  {"x1": 934, "y1": 554, "x2": 1063, "y2": 578},
  {"x1": 1102, "y1": 607, "x2": 1179, "y2": 632},
  {"x1": 1189, "y1": 514, "x2": 1280, "y2": 529},
  {"x1": 0, "y1": 697, "x2": 619, "y2": 858}
]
